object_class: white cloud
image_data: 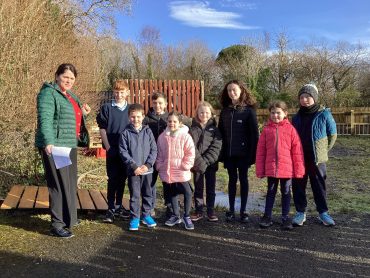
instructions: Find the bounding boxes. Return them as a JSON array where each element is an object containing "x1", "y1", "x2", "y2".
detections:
[
  {"x1": 219, "y1": 0, "x2": 257, "y2": 9},
  {"x1": 168, "y1": 1, "x2": 259, "y2": 30}
]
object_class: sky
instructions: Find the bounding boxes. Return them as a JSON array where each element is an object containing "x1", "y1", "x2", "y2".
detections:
[{"x1": 115, "y1": 0, "x2": 370, "y2": 54}]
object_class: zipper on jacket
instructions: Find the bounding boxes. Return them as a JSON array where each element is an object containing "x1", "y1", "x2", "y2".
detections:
[
  {"x1": 275, "y1": 126, "x2": 279, "y2": 177},
  {"x1": 229, "y1": 109, "x2": 234, "y2": 157}
]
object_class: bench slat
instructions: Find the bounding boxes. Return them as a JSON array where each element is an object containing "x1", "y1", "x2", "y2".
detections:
[
  {"x1": 18, "y1": 186, "x2": 38, "y2": 209},
  {"x1": 89, "y1": 189, "x2": 108, "y2": 210},
  {"x1": 35, "y1": 186, "x2": 49, "y2": 209},
  {"x1": 77, "y1": 189, "x2": 95, "y2": 210},
  {"x1": 122, "y1": 195, "x2": 129, "y2": 211},
  {"x1": 0, "y1": 185, "x2": 25, "y2": 209}
]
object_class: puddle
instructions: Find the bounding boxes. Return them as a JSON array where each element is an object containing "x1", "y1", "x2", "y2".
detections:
[{"x1": 214, "y1": 191, "x2": 265, "y2": 213}]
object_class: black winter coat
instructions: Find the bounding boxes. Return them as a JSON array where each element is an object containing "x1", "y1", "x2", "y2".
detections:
[
  {"x1": 143, "y1": 108, "x2": 168, "y2": 141},
  {"x1": 189, "y1": 118, "x2": 223, "y2": 174},
  {"x1": 218, "y1": 105, "x2": 259, "y2": 166}
]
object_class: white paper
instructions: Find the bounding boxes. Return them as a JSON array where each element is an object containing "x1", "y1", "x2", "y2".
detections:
[{"x1": 52, "y1": 146, "x2": 72, "y2": 169}]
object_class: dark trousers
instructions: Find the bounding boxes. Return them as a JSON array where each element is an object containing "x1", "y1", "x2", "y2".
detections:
[
  {"x1": 292, "y1": 162, "x2": 328, "y2": 214},
  {"x1": 193, "y1": 168, "x2": 216, "y2": 214},
  {"x1": 226, "y1": 157, "x2": 249, "y2": 214},
  {"x1": 165, "y1": 182, "x2": 192, "y2": 217},
  {"x1": 40, "y1": 148, "x2": 78, "y2": 229},
  {"x1": 127, "y1": 174, "x2": 153, "y2": 219},
  {"x1": 264, "y1": 177, "x2": 292, "y2": 219},
  {"x1": 106, "y1": 148, "x2": 127, "y2": 210}
]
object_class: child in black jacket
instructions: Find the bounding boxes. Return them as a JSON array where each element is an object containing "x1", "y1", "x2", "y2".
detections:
[{"x1": 190, "y1": 101, "x2": 222, "y2": 222}]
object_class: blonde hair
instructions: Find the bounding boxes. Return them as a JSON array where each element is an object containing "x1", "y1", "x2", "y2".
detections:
[
  {"x1": 113, "y1": 80, "x2": 129, "y2": 91},
  {"x1": 195, "y1": 101, "x2": 215, "y2": 122}
]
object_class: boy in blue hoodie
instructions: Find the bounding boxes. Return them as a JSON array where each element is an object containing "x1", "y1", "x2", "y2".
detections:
[
  {"x1": 291, "y1": 84, "x2": 337, "y2": 227},
  {"x1": 119, "y1": 104, "x2": 158, "y2": 231}
]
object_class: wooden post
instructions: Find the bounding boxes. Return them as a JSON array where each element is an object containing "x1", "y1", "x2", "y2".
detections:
[{"x1": 350, "y1": 110, "x2": 355, "y2": 135}]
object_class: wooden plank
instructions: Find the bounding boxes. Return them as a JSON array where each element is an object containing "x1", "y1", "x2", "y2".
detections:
[
  {"x1": 187, "y1": 80, "x2": 191, "y2": 116},
  {"x1": 89, "y1": 189, "x2": 108, "y2": 210},
  {"x1": 77, "y1": 189, "x2": 95, "y2": 210},
  {"x1": 1, "y1": 185, "x2": 24, "y2": 209},
  {"x1": 168, "y1": 80, "x2": 172, "y2": 112},
  {"x1": 144, "y1": 79, "x2": 149, "y2": 113},
  {"x1": 149, "y1": 79, "x2": 153, "y2": 108},
  {"x1": 35, "y1": 186, "x2": 49, "y2": 209},
  {"x1": 101, "y1": 191, "x2": 108, "y2": 203},
  {"x1": 18, "y1": 186, "x2": 38, "y2": 209},
  {"x1": 182, "y1": 80, "x2": 186, "y2": 114},
  {"x1": 129, "y1": 79, "x2": 134, "y2": 104},
  {"x1": 134, "y1": 79, "x2": 139, "y2": 103}
]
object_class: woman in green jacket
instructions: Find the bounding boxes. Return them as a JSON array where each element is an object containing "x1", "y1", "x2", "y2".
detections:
[{"x1": 35, "y1": 63, "x2": 90, "y2": 238}]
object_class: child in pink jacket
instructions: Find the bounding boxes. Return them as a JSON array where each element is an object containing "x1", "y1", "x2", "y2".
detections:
[
  {"x1": 256, "y1": 101, "x2": 305, "y2": 230},
  {"x1": 156, "y1": 111, "x2": 196, "y2": 230}
]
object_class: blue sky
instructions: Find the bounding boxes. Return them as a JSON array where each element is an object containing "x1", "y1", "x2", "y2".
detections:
[{"x1": 115, "y1": 0, "x2": 370, "y2": 54}]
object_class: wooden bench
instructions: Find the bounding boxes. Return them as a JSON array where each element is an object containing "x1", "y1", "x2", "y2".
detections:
[{"x1": 0, "y1": 185, "x2": 129, "y2": 211}]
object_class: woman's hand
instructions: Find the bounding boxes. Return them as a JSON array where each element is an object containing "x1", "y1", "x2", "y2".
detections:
[
  {"x1": 82, "y1": 103, "x2": 91, "y2": 115},
  {"x1": 45, "y1": 145, "x2": 54, "y2": 156}
]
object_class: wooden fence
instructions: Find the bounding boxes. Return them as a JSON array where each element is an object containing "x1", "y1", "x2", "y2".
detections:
[
  {"x1": 257, "y1": 108, "x2": 370, "y2": 136},
  {"x1": 100, "y1": 79, "x2": 204, "y2": 117},
  {"x1": 88, "y1": 79, "x2": 204, "y2": 149}
]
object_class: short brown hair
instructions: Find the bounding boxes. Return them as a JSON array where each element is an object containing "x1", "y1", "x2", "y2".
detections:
[
  {"x1": 113, "y1": 80, "x2": 129, "y2": 91},
  {"x1": 128, "y1": 103, "x2": 144, "y2": 115},
  {"x1": 151, "y1": 92, "x2": 167, "y2": 102},
  {"x1": 268, "y1": 100, "x2": 288, "y2": 113}
]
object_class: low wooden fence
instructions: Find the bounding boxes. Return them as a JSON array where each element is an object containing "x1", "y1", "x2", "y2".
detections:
[{"x1": 257, "y1": 107, "x2": 370, "y2": 136}]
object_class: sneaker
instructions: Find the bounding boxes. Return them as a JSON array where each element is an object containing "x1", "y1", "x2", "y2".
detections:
[
  {"x1": 319, "y1": 212, "x2": 335, "y2": 226},
  {"x1": 142, "y1": 215, "x2": 157, "y2": 228},
  {"x1": 240, "y1": 212, "x2": 249, "y2": 223},
  {"x1": 165, "y1": 215, "x2": 182, "y2": 227},
  {"x1": 292, "y1": 212, "x2": 306, "y2": 226},
  {"x1": 50, "y1": 227, "x2": 74, "y2": 238},
  {"x1": 225, "y1": 211, "x2": 235, "y2": 222},
  {"x1": 207, "y1": 213, "x2": 219, "y2": 222},
  {"x1": 183, "y1": 216, "x2": 194, "y2": 230},
  {"x1": 129, "y1": 218, "x2": 140, "y2": 231},
  {"x1": 103, "y1": 209, "x2": 115, "y2": 223},
  {"x1": 115, "y1": 206, "x2": 130, "y2": 220},
  {"x1": 259, "y1": 215, "x2": 273, "y2": 228},
  {"x1": 190, "y1": 212, "x2": 203, "y2": 222},
  {"x1": 282, "y1": 217, "x2": 293, "y2": 230}
]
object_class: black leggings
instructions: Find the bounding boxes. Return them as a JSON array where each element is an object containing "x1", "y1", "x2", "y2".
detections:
[{"x1": 165, "y1": 182, "x2": 193, "y2": 217}]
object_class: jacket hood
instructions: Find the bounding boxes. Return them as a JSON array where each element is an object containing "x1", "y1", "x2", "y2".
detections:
[
  {"x1": 191, "y1": 117, "x2": 217, "y2": 128},
  {"x1": 266, "y1": 118, "x2": 290, "y2": 127},
  {"x1": 164, "y1": 124, "x2": 189, "y2": 136},
  {"x1": 125, "y1": 123, "x2": 150, "y2": 133}
]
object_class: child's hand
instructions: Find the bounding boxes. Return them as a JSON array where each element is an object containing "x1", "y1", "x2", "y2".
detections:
[
  {"x1": 82, "y1": 103, "x2": 91, "y2": 115},
  {"x1": 139, "y1": 165, "x2": 149, "y2": 173},
  {"x1": 134, "y1": 168, "x2": 142, "y2": 176}
]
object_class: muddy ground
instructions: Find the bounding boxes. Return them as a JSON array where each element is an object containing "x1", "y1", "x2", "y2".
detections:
[{"x1": 0, "y1": 210, "x2": 369, "y2": 278}]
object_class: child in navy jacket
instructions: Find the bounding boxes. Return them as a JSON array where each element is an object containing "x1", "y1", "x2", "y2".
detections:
[{"x1": 119, "y1": 104, "x2": 157, "y2": 231}]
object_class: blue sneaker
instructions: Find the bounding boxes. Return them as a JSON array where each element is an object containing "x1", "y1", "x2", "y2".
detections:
[
  {"x1": 319, "y1": 212, "x2": 335, "y2": 226},
  {"x1": 165, "y1": 215, "x2": 182, "y2": 226},
  {"x1": 183, "y1": 216, "x2": 194, "y2": 230},
  {"x1": 142, "y1": 215, "x2": 157, "y2": 228},
  {"x1": 292, "y1": 212, "x2": 306, "y2": 226},
  {"x1": 129, "y1": 218, "x2": 140, "y2": 231}
]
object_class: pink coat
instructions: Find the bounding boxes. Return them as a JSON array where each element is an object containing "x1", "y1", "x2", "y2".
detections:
[
  {"x1": 156, "y1": 125, "x2": 195, "y2": 183},
  {"x1": 256, "y1": 119, "x2": 305, "y2": 178}
]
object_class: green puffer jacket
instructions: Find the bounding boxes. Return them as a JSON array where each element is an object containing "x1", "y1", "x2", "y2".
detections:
[{"x1": 35, "y1": 82, "x2": 88, "y2": 148}]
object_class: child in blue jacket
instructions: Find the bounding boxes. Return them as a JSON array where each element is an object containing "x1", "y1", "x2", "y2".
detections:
[
  {"x1": 291, "y1": 84, "x2": 337, "y2": 227},
  {"x1": 119, "y1": 104, "x2": 158, "y2": 231}
]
